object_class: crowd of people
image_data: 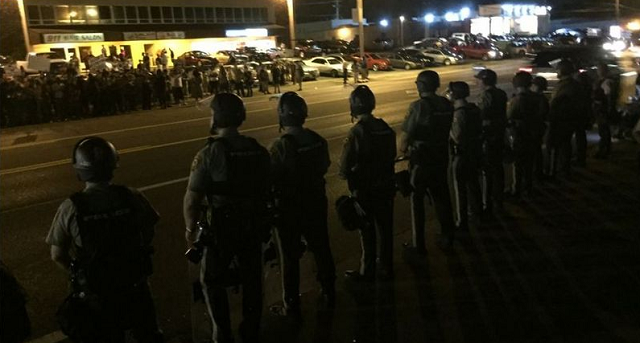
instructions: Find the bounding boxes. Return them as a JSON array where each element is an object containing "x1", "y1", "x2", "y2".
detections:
[
  {"x1": 2, "y1": 58, "x2": 638, "y2": 343},
  {"x1": 0, "y1": 57, "x2": 309, "y2": 128}
]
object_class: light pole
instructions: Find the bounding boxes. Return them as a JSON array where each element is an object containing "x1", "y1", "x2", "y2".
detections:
[
  {"x1": 286, "y1": 0, "x2": 296, "y2": 50},
  {"x1": 16, "y1": 0, "x2": 32, "y2": 53},
  {"x1": 424, "y1": 13, "x2": 434, "y2": 39},
  {"x1": 357, "y1": 0, "x2": 364, "y2": 59},
  {"x1": 399, "y1": 15, "x2": 405, "y2": 47}
]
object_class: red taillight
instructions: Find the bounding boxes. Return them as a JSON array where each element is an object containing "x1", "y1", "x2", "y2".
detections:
[{"x1": 519, "y1": 66, "x2": 533, "y2": 73}]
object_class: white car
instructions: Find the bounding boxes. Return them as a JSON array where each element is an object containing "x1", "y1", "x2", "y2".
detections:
[
  {"x1": 420, "y1": 48, "x2": 463, "y2": 65},
  {"x1": 304, "y1": 57, "x2": 349, "y2": 77}
]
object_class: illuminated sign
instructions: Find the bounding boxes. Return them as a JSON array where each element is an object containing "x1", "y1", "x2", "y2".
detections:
[
  {"x1": 43, "y1": 33, "x2": 104, "y2": 43},
  {"x1": 123, "y1": 32, "x2": 157, "y2": 40},
  {"x1": 225, "y1": 28, "x2": 268, "y2": 37},
  {"x1": 478, "y1": 4, "x2": 550, "y2": 17}
]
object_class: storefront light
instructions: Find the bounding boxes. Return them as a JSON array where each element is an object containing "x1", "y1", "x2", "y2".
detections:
[
  {"x1": 86, "y1": 8, "x2": 98, "y2": 17},
  {"x1": 627, "y1": 21, "x2": 640, "y2": 31},
  {"x1": 459, "y1": 7, "x2": 470, "y2": 20},
  {"x1": 445, "y1": 12, "x2": 460, "y2": 22}
]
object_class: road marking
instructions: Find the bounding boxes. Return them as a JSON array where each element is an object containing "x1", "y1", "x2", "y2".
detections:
[{"x1": 139, "y1": 177, "x2": 190, "y2": 192}]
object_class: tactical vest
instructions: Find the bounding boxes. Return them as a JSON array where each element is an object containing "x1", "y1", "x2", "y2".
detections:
[
  {"x1": 481, "y1": 88, "x2": 508, "y2": 142},
  {"x1": 70, "y1": 185, "x2": 151, "y2": 295},
  {"x1": 280, "y1": 129, "x2": 327, "y2": 194},
  {"x1": 412, "y1": 97, "x2": 453, "y2": 165},
  {"x1": 452, "y1": 103, "x2": 482, "y2": 155},
  {"x1": 207, "y1": 136, "x2": 270, "y2": 199},
  {"x1": 353, "y1": 118, "x2": 396, "y2": 194}
]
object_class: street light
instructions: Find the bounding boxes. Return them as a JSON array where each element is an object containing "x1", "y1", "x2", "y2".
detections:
[
  {"x1": 399, "y1": 16, "x2": 405, "y2": 47},
  {"x1": 379, "y1": 19, "x2": 389, "y2": 27},
  {"x1": 459, "y1": 7, "x2": 470, "y2": 20},
  {"x1": 424, "y1": 13, "x2": 434, "y2": 38}
]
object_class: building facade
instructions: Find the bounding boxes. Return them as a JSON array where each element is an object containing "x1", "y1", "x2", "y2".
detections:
[{"x1": 22, "y1": 0, "x2": 281, "y2": 66}]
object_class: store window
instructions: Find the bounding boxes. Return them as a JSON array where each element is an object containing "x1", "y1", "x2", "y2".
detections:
[
  {"x1": 98, "y1": 6, "x2": 111, "y2": 24},
  {"x1": 69, "y1": 6, "x2": 85, "y2": 24},
  {"x1": 234, "y1": 8, "x2": 242, "y2": 23},
  {"x1": 184, "y1": 7, "x2": 195, "y2": 23},
  {"x1": 173, "y1": 7, "x2": 184, "y2": 23},
  {"x1": 195, "y1": 7, "x2": 205, "y2": 23},
  {"x1": 243, "y1": 8, "x2": 253, "y2": 23},
  {"x1": 86, "y1": 6, "x2": 99, "y2": 24},
  {"x1": 224, "y1": 8, "x2": 233, "y2": 23},
  {"x1": 162, "y1": 7, "x2": 173, "y2": 23},
  {"x1": 216, "y1": 8, "x2": 224, "y2": 22},
  {"x1": 138, "y1": 7, "x2": 149, "y2": 23},
  {"x1": 41, "y1": 6, "x2": 55, "y2": 24},
  {"x1": 113, "y1": 6, "x2": 125, "y2": 24},
  {"x1": 55, "y1": 5, "x2": 70, "y2": 24},
  {"x1": 27, "y1": 5, "x2": 41, "y2": 25},
  {"x1": 259, "y1": 8, "x2": 268, "y2": 22},
  {"x1": 125, "y1": 6, "x2": 137, "y2": 23},
  {"x1": 150, "y1": 7, "x2": 161, "y2": 23},
  {"x1": 205, "y1": 8, "x2": 215, "y2": 23}
]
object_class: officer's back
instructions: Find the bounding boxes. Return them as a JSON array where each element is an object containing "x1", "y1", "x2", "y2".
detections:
[{"x1": 403, "y1": 91, "x2": 453, "y2": 166}]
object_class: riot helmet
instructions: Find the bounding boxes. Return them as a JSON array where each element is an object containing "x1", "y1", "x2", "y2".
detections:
[
  {"x1": 475, "y1": 69, "x2": 498, "y2": 86},
  {"x1": 72, "y1": 137, "x2": 119, "y2": 182},
  {"x1": 556, "y1": 59, "x2": 575, "y2": 78},
  {"x1": 512, "y1": 71, "x2": 533, "y2": 88},
  {"x1": 416, "y1": 70, "x2": 440, "y2": 93},
  {"x1": 278, "y1": 91, "x2": 308, "y2": 127},
  {"x1": 350, "y1": 85, "x2": 376, "y2": 116},
  {"x1": 532, "y1": 76, "x2": 548, "y2": 92},
  {"x1": 210, "y1": 92, "x2": 246, "y2": 132},
  {"x1": 448, "y1": 81, "x2": 470, "y2": 100}
]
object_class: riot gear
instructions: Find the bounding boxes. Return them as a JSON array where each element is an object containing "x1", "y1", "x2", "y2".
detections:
[
  {"x1": 350, "y1": 85, "x2": 376, "y2": 116},
  {"x1": 532, "y1": 76, "x2": 548, "y2": 92},
  {"x1": 72, "y1": 137, "x2": 119, "y2": 182},
  {"x1": 278, "y1": 91, "x2": 308, "y2": 127},
  {"x1": 210, "y1": 92, "x2": 246, "y2": 131},
  {"x1": 416, "y1": 70, "x2": 440, "y2": 93},
  {"x1": 513, "y1": 71, "x2": 533, "y2": 88},
  {"x1": 556, "y1": 60, "x2": 575, "y2": 78},
  {"x1": 475, "y1": 69, "x2": 498, "y2": 86},
  {"x1": 449, "y1": 81, "x2": 470, "y2": 100}
]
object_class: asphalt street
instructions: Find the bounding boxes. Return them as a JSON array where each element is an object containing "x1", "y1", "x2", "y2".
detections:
[{"x1": 2, "y1": 59, "x2": 639, "y2": 343}]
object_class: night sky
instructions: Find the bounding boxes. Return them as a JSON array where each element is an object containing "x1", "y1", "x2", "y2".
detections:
[{"x1": 293, "y1": 0, "x2": 640, "y2": 23}]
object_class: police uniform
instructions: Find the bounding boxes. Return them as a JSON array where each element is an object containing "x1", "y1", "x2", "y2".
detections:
[
  {"x1": 450, "y1": 100, "x2": 483, "y2": 230},
  {"x1": 477, "y1": 85, "x2": 508, "y2": 211},
  {"x1": 507, "y1": 89, "x2": 544, "y2": 196},
  {"x1": 187, "y1": 132, "x2": 270, "y2": 343},
  {"x1": 548, "y1": 76, "x2": 587, "y2": 176},
  {"x1": 46, "y1": 183, "x2": 162, "y2": 343},
  {"x1": 402, "y1": 94, "x2": 455, "y2": 251},
  {"x1": 270, "y1": 127, "x2": 336, "y2": 311},
  {"x1": 340, "y1": 115, "x2": 396, "y2": 278},
  {"x1": 532, "y1": 90, "x2": 550, "y2": 178},
  {"x1": 593, "y1": 76, "x2": 616, "y2": 157}
]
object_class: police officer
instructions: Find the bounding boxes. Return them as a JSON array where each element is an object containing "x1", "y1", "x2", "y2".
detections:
[
  {"x1": 47, "y1": 137, "x2": 163, "y2": 343},
  {"x1": 400, "y1": 71, "x2": 456, "y2": 252},
  {"x1": 548, "y1": 60, "x2": 588, "y2": 177},
  {"x1": 507, "y1": 71, "x2": 543, "y2": 198},
  {"x1": 269, "y1": 92, "x2": 336, "y2": 315},
  {"x1": 449, "y1": 81, "x2": 483, "y2": 232},
  {"x1": 593, "y1": 62, "x2": 616, "y2": 159},
  {"x1": 340, "y1": 85, "x2": 396, "y2": 280},
  {"x1": 475, "y1": 68, "x2": 508, "y2": 214},
  {"x1": 531, "y1": 76, "x2": 550, "y2": 178},
  {"x1": 183, "y1": 93, "x2": 270, "y2": 343}
]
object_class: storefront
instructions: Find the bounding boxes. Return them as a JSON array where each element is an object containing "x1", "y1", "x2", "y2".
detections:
[
  {"x1": 470, "y1": 4, "x2": 551, "y2": 37},
  {"x1": 30, "y1": 30, "x2": 277, "y2": 68}
]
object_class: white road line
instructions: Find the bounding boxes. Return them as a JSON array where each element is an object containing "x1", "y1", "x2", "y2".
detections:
[{"x1": 139, "y1": 177, "x2": 190, "y2": 192}]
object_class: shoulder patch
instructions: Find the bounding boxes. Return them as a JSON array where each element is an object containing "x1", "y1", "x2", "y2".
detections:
[{"x1": 190, "y1": 155, "x2": 201, "y2": 172}]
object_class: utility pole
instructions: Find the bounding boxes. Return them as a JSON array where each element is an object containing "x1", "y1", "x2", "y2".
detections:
[
  {"x1": 615, "y1": 0, "x2": 620, "y2": 21},
  {"x1": 357, "y1": 0, "x2": 364, "y2": 58},
  {"x1": 335, "y1": 0, "x2": 340, "y2": 20},
  {"x1": 287, "y1": 0, "x2": 296, "y2": 50},
  {"x1": 16, "y1": 0, "x2": 32, "y2": 53}
]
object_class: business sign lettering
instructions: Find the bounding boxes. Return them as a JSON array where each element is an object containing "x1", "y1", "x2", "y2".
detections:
[{"x1": 43, "y1": 33, "x2": 104, "y2": 43}]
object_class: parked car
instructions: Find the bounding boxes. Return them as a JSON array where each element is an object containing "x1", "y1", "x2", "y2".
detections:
[
  {"x1": 419, "y1": 48, "x2": 463, "y2": 65},
  {"x1": 213, "y1": 50, "x2": 248, "y2": 65},
  {"x1": 395, "y1": 49, "x2": 434, "y2": 67},
  {"x1": 305, "y1": 56, "x2": 349, "y2": 77},
  {"x1": 412, "y1": 37, "x2": 447, "y2": 49},
  {"x1": 317, "y1": 40, "x2": 353, "y2": 54},
  {"x1": 451, "y1": 42, "x2": 504, "y2": 60},
  {"x1": 351, "y1": 53, "x2": 392, "y2": 71},
  {"x1": 372, "y1": 37, "x2": 395, "y2": 51},
  {"x1": 264, "y1": 47, "x2": 286, "y2": 59},
  {"x1": 16, "y1": 52, "x2": 68, "y2": 75},
  {"x1": 175, "y1": 50, "x2": 218, "y2": 67},
  {"x1": 381, "y1": 52, "x2": 423, "y2": 69},
  {"x1": 247, "y1": 60, "x2": 320, "y2": 82},
  {"x1": 295, "y1": 40, "x2": 322, "y2": 58}
]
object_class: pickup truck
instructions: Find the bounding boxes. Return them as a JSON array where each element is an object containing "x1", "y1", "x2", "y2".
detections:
[{"x1": 16, "y1": 52, "x2": 68, "y2": 75}]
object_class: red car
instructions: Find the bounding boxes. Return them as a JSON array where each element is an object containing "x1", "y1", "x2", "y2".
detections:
[
  {"x1": 451, "y1": 42, "x2": 504, "y2": 61},
  {"x1": 351, "y1": 53, "x2": 392, "y2": 71}
]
